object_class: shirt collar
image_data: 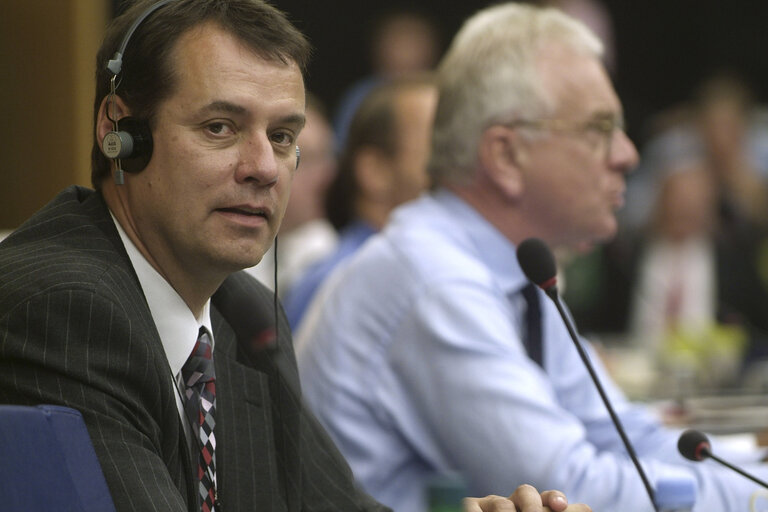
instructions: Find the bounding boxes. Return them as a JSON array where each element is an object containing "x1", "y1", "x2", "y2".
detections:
[
  {"x1": 110, "y1": 213, "x2": 213, "y2": 377},
  {"x1": 340, "y1": 220, "x2": 377, "y2": 244},
  {"x1": 432, "y1": 189, "x2": 529, "y2": 294}
]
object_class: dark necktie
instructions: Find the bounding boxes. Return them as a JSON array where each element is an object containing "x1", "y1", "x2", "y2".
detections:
[
  {"x1": 182, "y1": 328, "x2": 217, "y2": 512},
  {"x1": 521, "y1": 283, "x2": 544, "y2": 367}
]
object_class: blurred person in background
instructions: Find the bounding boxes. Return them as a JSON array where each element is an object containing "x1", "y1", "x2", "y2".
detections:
[
  {"x1": 696, "y1": 75, "x2": 768, "y2": 230},
  {"x1": 627, "y1": 160, "x2": 768, "y2": 394},
  {"x1": 294, "y1": 3, "x2": 768, "y2": 512},
  {"x1": 564, "y1": 74, "x2": 768, "y2": 380},
  {"x1": 619, "y1": 73, "x2": 768, "y2": 232},
  {"x1": 630, "y1": 161, "x2": 721, "y2": 354},
  {"x1": 333, "y1": 8, "x2": 441, "y2": 149},
  {"x1": 566, "y1": 154, "x2": 768, "y2": 397},
  {"x1": 284, "y1": 74, "x2": 437, "y2": 329}
]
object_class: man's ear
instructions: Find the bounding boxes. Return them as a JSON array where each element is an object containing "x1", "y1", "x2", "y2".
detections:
[
  {"x1": 353, "y1": 146, "x2": 394, "y2": 200},
  {"x1": 96, "y1": 94, "x2": 131, "y2": 154},
  {"x1": 477, "y1": 125, "x2": 529, "y2": 200}
]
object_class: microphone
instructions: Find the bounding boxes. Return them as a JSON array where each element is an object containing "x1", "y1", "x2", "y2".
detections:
[
  {"x1": 212, "y1": 273, "x2": 301, "y2": 402},
  {"x1": 212, "y1": 272, "x2": 301, "y2": 512},
  {"x1": 516, "y1": 238, "x2": 559, "y2": 298},
  {"x1": 516, "y1": 237, "x2": 659, "y2": 512},
  {"x1": 678, "y1": 429, "x2": 768, "y2": 489}
]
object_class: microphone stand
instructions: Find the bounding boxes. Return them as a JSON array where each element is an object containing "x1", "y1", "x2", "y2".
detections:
[
  {"x1": 547, "y1": 288, "x2": 659, "y2": 512},
  {"x1": 517, "y1": 237, "x2": 658, "y2": 511}
]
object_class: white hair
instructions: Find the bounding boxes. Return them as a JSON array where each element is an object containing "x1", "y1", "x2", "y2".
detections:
[{"x1": 428, "y1": 2, "x2": 604, "y2": 184}]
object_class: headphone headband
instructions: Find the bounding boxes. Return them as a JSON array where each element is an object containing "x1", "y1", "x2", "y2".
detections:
[{"x1": 107, "y1": 0, "x2": 177, "y2": 76}]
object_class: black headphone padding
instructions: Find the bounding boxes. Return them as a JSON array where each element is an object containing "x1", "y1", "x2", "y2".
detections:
[{"x1": 102, "y1": 117, "x2": 153, "y2": 174}]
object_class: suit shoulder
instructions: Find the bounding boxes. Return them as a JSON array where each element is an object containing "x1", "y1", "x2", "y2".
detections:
[{"x1": 0, "y1": 186, "x2": 136, "y2": 309}]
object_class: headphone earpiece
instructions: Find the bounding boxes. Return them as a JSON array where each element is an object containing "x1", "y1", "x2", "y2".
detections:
[
  {"x1": 101, "y1": 117, "x2": 153, "y2": 174},
  {"x1": 103, "y1": 0, "x2": 173, "y2": 183},
  {"x1": 295, "y1": 145, "x2": 301, "y2": 170}
]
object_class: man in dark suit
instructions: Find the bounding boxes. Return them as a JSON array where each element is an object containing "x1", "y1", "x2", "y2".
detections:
[{"x1": 0, "y1": 1, "x2": 589, "y2": 511}]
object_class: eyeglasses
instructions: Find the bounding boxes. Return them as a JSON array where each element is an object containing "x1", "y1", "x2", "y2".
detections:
[{"x1": 503, "y1": 117, "x2": 626, "y2": 162}]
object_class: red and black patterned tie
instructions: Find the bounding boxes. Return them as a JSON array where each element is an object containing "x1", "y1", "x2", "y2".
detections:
[{"x1": 182, "y1": 328, "x2": 217, "y2": 512}]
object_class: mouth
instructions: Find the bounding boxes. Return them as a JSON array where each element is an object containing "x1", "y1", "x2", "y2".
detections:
[
  {"x1": 217, "y1": 206, "x2": 269, "y2": 218},
  {"x1": 215, "y1": 204, "x2": 272, "y2": 227},
  {"x1": 610, "y1": 187, "x2": 626, "y2": 209}
]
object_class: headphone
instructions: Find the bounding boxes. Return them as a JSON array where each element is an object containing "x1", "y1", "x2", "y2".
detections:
[{"x1": 101, "y1": 0, "x2": 301, "y2": 185}]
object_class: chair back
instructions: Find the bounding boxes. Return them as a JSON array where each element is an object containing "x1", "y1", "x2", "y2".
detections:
[{"x1": 0, "y1": 405, "x2": 116, "y2": 512}]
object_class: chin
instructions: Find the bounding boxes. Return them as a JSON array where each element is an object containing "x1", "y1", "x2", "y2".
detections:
[
  {"x1": 243, "y1": 247, "x2": 270, "y2": 267},
  {"x1": 212, "y1": 247, "x2": 269, "y2": 274},
  {"x1": 597, "y1": 214, "x2": 619, "y2": 238},
  {"x1": 577, "y1": 224, "x2": 617, "y2": 249}
]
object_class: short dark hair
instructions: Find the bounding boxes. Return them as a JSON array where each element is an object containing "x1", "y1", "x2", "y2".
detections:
[
  {"x1": 91, "y1": 0, "x2": 311, "y2": 188},
  {"x1": 326, "y1": 73, "x2": 434, "y2": 231}
]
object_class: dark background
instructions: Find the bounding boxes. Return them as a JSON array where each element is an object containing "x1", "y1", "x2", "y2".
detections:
[
  {"x1": 275, "y1": 0, "x2": 768, "y2": 149},
  {"x1": 114, "y1": 0, "x2": 768, "y2": 149}
]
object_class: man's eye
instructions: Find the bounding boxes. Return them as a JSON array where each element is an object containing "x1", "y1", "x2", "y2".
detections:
[
  {"x1": 206, "y1": 122, "x2": 233, "y2": 136},
  {"x1": 271, "y1": 131, "x2": 294, "y2": 146},
  {"x1": 588, "y1": 120, "x2": 613, "y2": 135},
  {"x1": 591, "y1": 118, "x2": 624, "y2": 135}
]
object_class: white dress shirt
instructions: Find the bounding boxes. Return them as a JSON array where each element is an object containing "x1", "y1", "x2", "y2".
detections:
[{"x1": 111, "y1": 213, "x2": 213, "y2": 445}]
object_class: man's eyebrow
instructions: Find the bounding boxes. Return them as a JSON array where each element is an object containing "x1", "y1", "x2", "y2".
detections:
[
  {"x1": 197, "y1": 101, "x2": 306, "y2": 128},
  {"x1": 199, "y1": 100, "x2": 248, "y2": 115},
  {"x1": 278, "y1": 113, "x2": 306, "y2": 129},
  {"x1": 591, "y1": 109, "x2": 622, "y2": 121}
]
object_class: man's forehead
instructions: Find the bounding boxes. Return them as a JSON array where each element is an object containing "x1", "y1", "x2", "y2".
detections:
[
  {"x1": 171, "y1": 21, "x2": 304, "y2": 80},
  {"x1": 164, "y1": 23, "x2": 305, "y2": 110},
  {"x1": 536, "y1": 46, "x2": 620, "y2": 118}
]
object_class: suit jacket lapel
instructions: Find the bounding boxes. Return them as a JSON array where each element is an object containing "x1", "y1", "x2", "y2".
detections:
[
  {"x1": 84, "y1": 188, "x2": 198, "y2": 510},
  {"x1": 213, "y1": 310, "x2": 298, "y2": 511}
]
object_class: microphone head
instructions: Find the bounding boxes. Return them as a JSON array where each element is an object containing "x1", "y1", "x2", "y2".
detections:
[
  {"x1": 516, "y1": 238, "x2": 558, "y2": 291},
  {"x1": 678, "y1": 429, "x2": 712, "y2": 461},
  {"x1": 212, "y1": 274, "x2": 278, "y2": 353}
]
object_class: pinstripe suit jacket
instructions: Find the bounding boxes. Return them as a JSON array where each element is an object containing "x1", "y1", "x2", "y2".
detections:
[{"x1": 0, "y1": 186, "x2": 387, "y2": 512}]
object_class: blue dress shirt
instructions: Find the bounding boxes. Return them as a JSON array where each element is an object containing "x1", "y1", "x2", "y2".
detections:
[
  {"x1": 295, "y1": 190, "x2": 768, "y2": 512},
  {"x1": 284, "y1": 220, "x2": 377, "y2": 330}
]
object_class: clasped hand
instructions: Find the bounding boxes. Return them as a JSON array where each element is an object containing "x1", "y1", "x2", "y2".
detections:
[{"x1": 465, "y1": 485, "x2": 592, "y2": 512}]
